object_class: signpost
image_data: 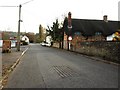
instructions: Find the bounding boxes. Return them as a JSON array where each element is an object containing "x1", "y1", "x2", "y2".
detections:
[
  {"x1": 67, "y1": 12, "x2": 72, "y2": 51},
  {"x1": 68, "y1": 36, "x2": 72, "y2": 41}
]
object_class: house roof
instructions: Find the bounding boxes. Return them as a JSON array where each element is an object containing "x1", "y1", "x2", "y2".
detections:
[{"x1": 63, "y1": 18, "x2": 120, "y2": 36}]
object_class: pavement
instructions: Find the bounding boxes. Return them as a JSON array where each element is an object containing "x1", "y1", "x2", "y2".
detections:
[{"x1": 0, "y1": 45, "x2": 29, "y2": 89}]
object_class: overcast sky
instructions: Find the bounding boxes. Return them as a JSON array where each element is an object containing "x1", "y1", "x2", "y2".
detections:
[{"x1": 0, "y1": 0, "x2": 119, "y2": 33}]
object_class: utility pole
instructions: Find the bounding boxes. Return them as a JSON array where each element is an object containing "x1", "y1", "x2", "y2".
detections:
[
  {"x1": 16, "y1": 0, "x2": 34, "y2": 51},
  {"x1": 17, "y1": 4, "x2": 22, "y2": 51},
  {"x1": 0, "y1": 0, "x2": 34, "y2": 51}
]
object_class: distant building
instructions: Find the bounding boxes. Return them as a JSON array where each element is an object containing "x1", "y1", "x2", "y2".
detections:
[
  {"x1": 25, "y1": 32, "x2": 35, "y2": 43},
  {"x1": 20, "y1": 35, "x2": 29, "y2": 45},
  {"x1": 46, "y1": 35, "x2": 52, "y2": 44},
  {"x1": 0, "y1": 31, "x2": 17, "y2": 47},
  {"x1": 0, "y1": 32, "x2": 2, "y2": 47},
  {"x1": 0, "y1": 40, "x2": 3, "y2": 47},
  {"x1": 0, "y1": 31, "x2": 2, "y2": 40}
]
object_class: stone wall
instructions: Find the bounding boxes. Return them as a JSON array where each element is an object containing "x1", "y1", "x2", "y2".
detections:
[
  {"x1": 53, "y1": 43, "x2": 59, "y2": 48},
  {"x1": 73, "y1": 41, "x2": 120, "y2": 64},
  {"x1": 52, "y1": 41, "x2": 120, "y2": 64}
]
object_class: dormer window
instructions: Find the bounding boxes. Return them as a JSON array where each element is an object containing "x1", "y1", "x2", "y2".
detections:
[
  {"x1": 95, "y1": 32, "x2": 102, "y2": 36},
  {"x1": 74, "y1": 32, "x2": 82, "y2": 36}
]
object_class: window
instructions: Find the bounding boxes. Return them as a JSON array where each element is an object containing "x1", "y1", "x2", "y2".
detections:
[
  {"x1": 74, "y1": 32, "x2": 82, "y2": 36},
  {"x1": 95, "y1": 32, "x2": 102, "y2": 36}
]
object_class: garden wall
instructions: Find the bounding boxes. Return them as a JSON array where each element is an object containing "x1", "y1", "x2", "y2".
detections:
[
  {"x1": 74, "y1": 41, "x2": 120, "y2": 64},
  {"x1": 52, "y1": 41, "x2": 120, "y2": 64}
]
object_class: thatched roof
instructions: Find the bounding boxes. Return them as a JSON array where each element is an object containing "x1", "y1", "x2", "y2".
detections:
[{"x1": 63, "y1": 18, "x2": 119, "y2": 36}]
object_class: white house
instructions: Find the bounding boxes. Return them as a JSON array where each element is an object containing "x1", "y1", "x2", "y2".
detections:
[
  {"x1": 45, "y1": 35, "x2": 52, "y2": 46},
  {"x1": 46, "y1": 36, "x2": 52, "y2": 43},
  {"x1": 20, "y1": 35, "x2": 29, "y2": 45}
]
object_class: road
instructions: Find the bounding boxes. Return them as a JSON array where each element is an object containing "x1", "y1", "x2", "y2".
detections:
[{"x1": 4, "y1": 44, "x2": 118, "y2": 88}]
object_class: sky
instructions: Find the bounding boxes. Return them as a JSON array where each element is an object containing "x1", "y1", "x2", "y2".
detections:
[{"x1": 0, "y1": 0, "x2": 119, "y2": 33}]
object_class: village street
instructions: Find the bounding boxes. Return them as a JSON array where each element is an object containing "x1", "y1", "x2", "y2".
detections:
[{"x1": 4, "y1": 44, "x2": 118, "y2": 88}]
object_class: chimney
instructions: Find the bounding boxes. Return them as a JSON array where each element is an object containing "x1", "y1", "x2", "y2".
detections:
[
  {"x1": 103, "y1": 15, "x2": 108, "y2": 22},
  {"x1": 68, "y1": 12, "x2": 72, "y2": 27}
]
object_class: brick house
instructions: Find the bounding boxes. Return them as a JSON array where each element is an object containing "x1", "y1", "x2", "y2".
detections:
[{"x1": 62, "y1": 12, "x2": 120, "y2": 50}]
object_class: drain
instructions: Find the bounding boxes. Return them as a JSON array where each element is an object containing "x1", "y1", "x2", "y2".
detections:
[{"x1": 53, "y1": 66, "x2": 80, "y2": 78}]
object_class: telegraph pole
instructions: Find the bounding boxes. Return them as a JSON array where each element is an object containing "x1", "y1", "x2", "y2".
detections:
[
  {"x1": 16, "y1": 0, "x2": 34, "y2": 51},
  {"x1": 0, "y1": 0, "x2": 34, "y2": 51},
  {"x1": 17, "y1": 4, "x2": 22, "y2": 51}
]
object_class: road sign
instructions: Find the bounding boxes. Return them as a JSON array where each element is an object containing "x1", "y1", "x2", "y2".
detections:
[
  {"x1": 67, "y1": 26, "x2": 72, "y2": 29},
  {"x1": 68, "y1": 36, "x2": 72, "y2": 41}
]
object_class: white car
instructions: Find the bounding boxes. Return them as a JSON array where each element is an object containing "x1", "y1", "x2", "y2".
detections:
[
  {"x1": 41, "y1": 42, "x2": 51, "y2": 46},
  {"x1": 11, "y1": 40, "x2": 17, "y2": 47},
  {"x1": 45, "y1": 42, "x2": 51, "y2": 47},
  {"x1": 41, "y1": 42, "x2": 46, "y2": 46}
]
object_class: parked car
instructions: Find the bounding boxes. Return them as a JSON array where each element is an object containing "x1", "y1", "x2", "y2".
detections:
[
  {"x1": 41, "y1": 42, "x2": 51, "y2": 47},
  {"x1": 41, "y1": 42, "x2": 46, "y2": 46},
  {"x1": 45, "y1": 42, "x2": 51, "y2": 47},
  {"x1": 11, "y1": 40, "x2": 17, "y2": 47}
]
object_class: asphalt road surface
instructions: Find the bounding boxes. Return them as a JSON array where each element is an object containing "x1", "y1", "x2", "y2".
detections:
[{"x1": 5, "y1": 44, "x2": 118, "y2": 88}]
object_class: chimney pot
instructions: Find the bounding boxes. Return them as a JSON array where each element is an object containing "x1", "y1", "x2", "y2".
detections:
[
  {"x1": 68, "y1": 12, "x2": 72, "y2": 27},
  {"x1": 68, "y1": 12, "x2": 72, "y2": 19},
  {"x1": 103, "y1": 15, "x2": 108, "y2": 22}
]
